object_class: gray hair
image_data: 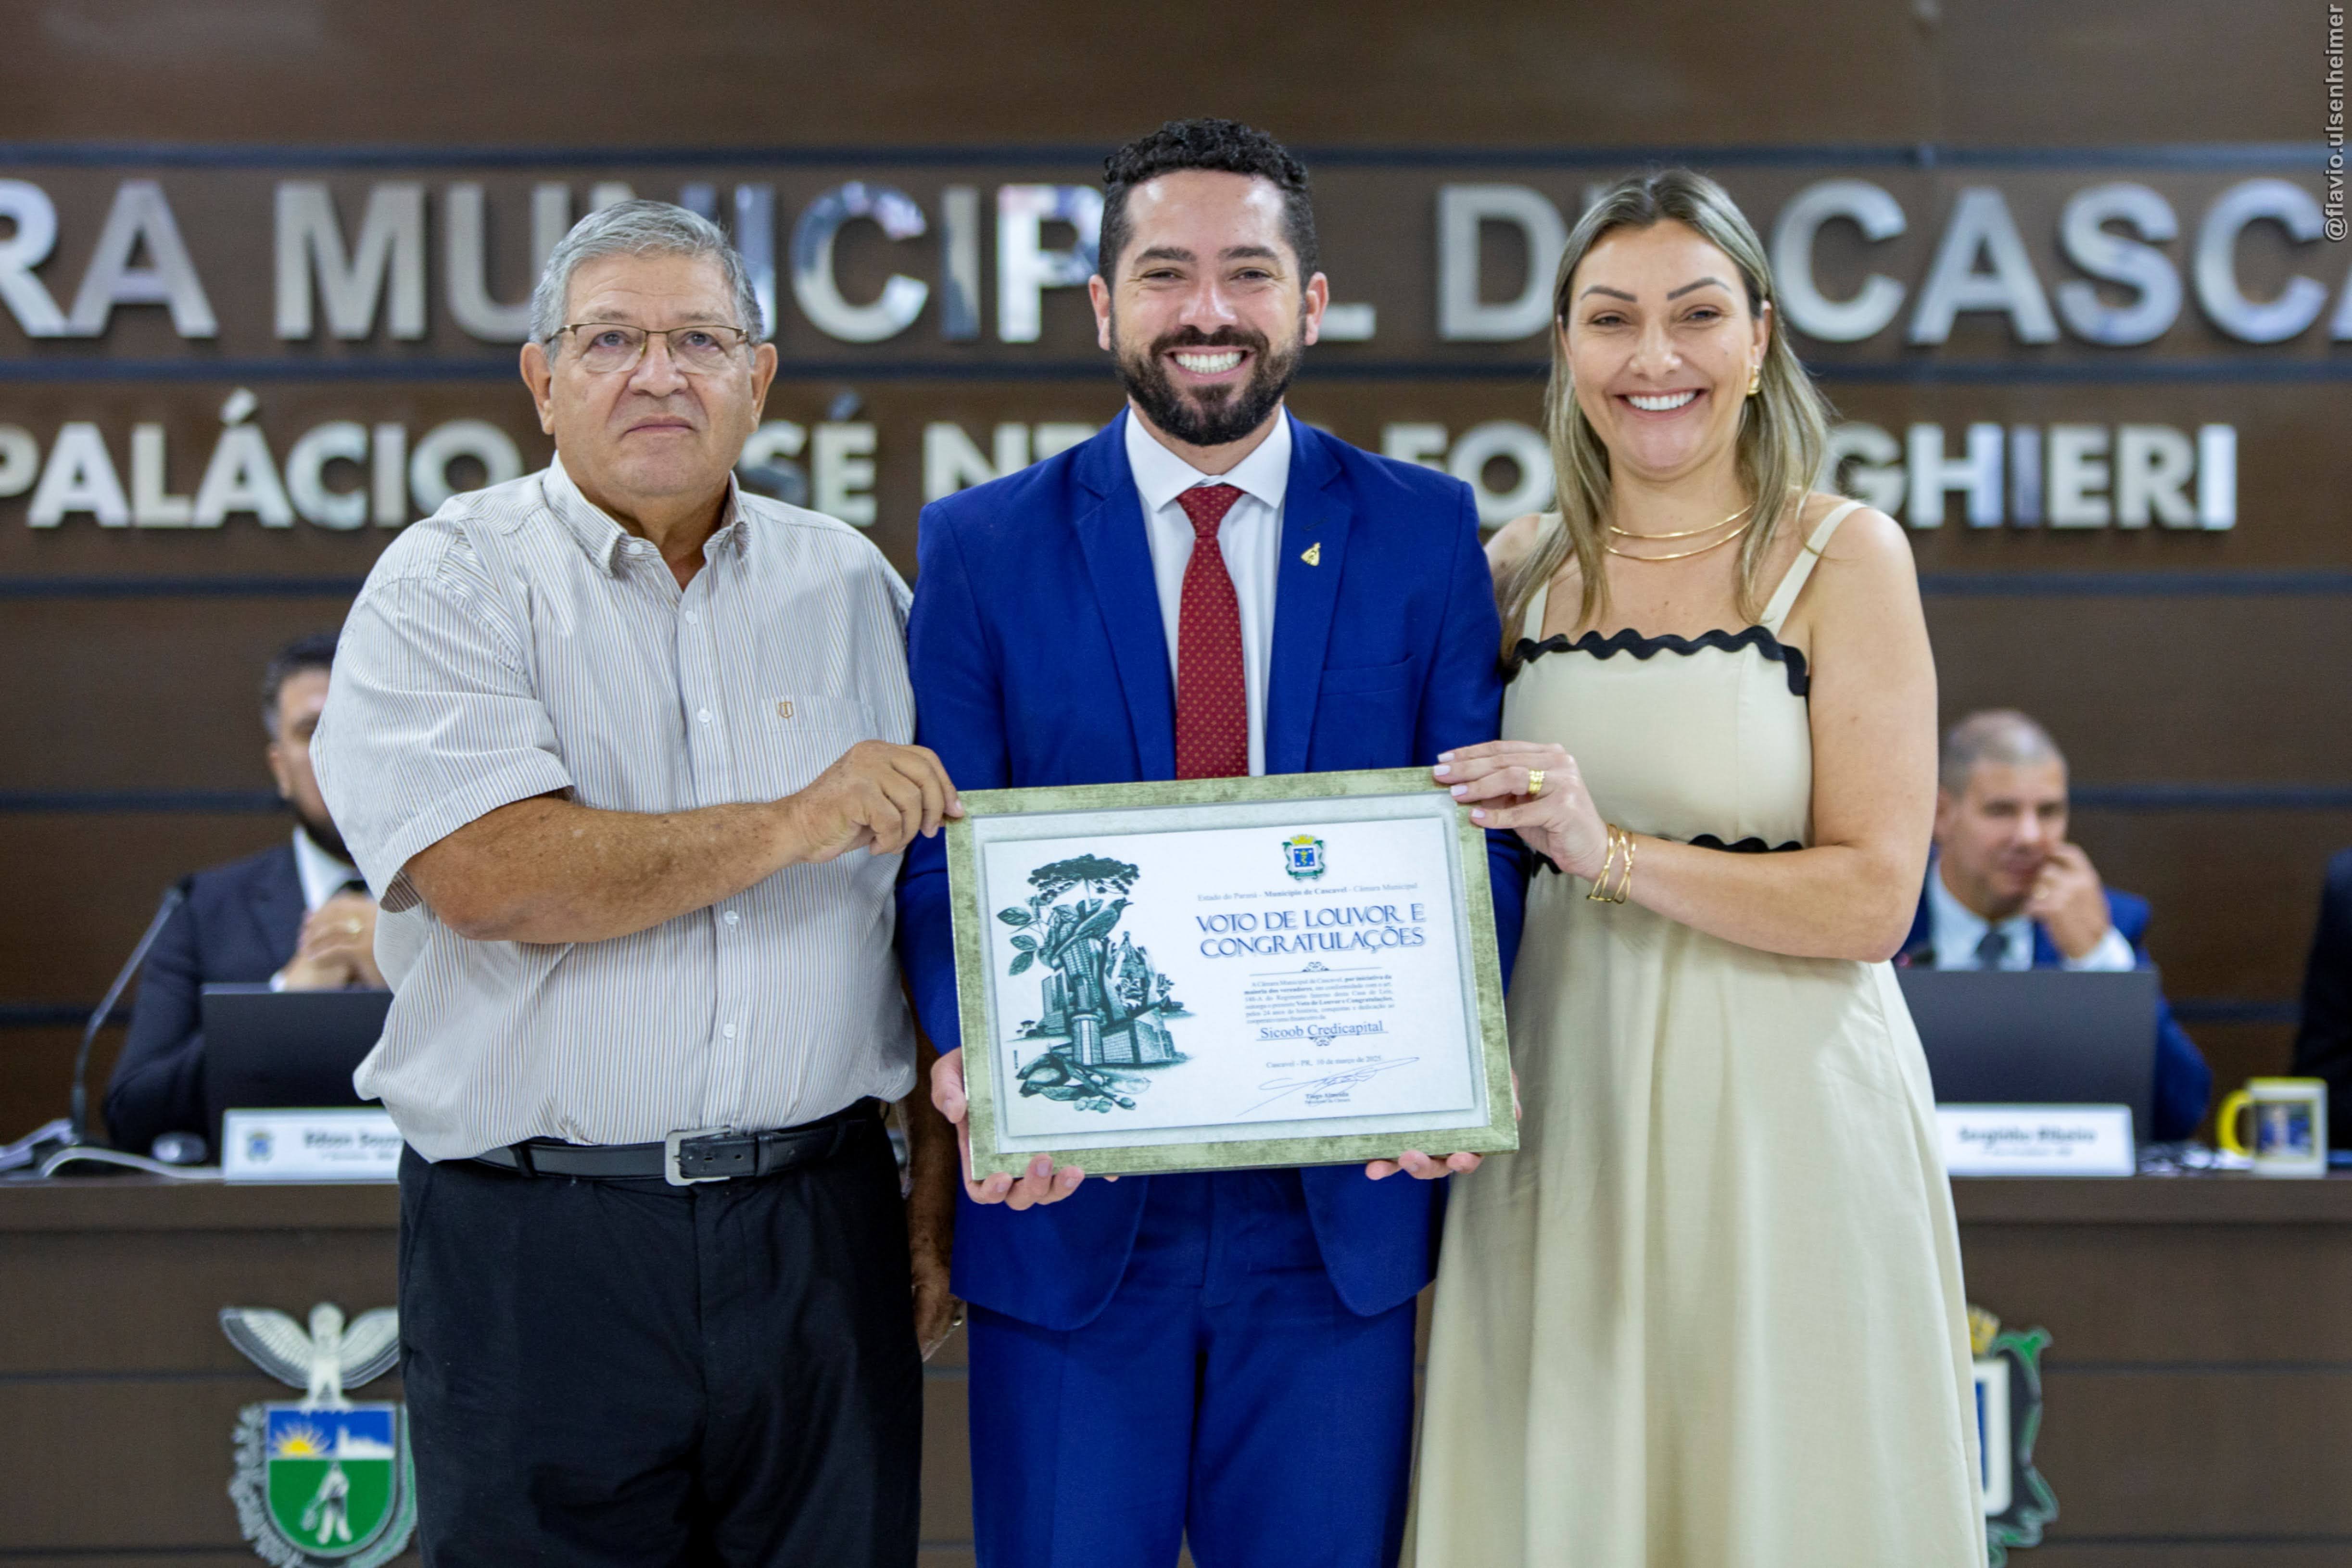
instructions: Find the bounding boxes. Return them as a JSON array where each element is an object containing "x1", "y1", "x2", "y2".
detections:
[
  {"x1": 1940, "y1": 709, "x2": 2066, "y2": 795},
  {"x1": 528, "y1": 199, "x2": 767, "y2": 350}
]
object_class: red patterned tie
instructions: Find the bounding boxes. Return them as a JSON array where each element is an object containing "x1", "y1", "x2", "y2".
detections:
[{"x1": 1175, "y1": 483, "x2": 1249, "y2": 780}]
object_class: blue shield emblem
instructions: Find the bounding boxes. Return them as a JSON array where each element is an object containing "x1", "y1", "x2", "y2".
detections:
[
  {"x1": 232, "y1": 1403, "x2": 416, "y2": 1565},
  {"x1": 1970, "y1": 1306, "x2": 2057, "y2": 1565},
  {"x1": 1282, "y1": 834, "x2": 1327, "y2": 880}
]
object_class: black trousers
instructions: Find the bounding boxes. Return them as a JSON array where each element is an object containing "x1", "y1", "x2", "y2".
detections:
[{"x1": 395, "y1": 1119, "x2": 921, "y2": 1568}]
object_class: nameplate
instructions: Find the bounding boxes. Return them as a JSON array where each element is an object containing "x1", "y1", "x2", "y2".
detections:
[
  {"x1": 1938, "y1": 1104, "x2": 2136, "y2": 1177},
  {"x1": 221, "y1": 1108, "x2": 404, "y2": 1183}
]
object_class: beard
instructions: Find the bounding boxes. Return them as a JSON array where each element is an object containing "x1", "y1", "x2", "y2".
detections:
[
  {"x1": 1111, "y1": 316, "x2": 1304, "y2": 449},
  {"x1": 292, "y1": 800, "x2": 354, "y2": 867}
]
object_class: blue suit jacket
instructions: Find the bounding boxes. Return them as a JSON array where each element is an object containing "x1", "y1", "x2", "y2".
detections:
[
  {"x1": 103, "y1": 842, "x2": 305, "y2": 1155},
  {"x1": 897, "y1": 411, "x2": 1528, "y2": 1330},
  {"x1": 1900, "y1": 868, "x2": 2212, "y2": 1141}
]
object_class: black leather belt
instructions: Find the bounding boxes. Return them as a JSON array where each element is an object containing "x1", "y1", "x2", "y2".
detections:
[{"x1": 471, "y1": 1100, "x2": 880, "y2": 1186}]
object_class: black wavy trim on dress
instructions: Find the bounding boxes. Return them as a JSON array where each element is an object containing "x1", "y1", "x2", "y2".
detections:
[
  {"x1": 1687, "y1": 834, "x2": 1803, "y2": 854},
  {"x1": 1532, "y1": 833, "x2": 1799, "y2": 875},
  {"x1": 1511, "y1": 625, "x2": 1809, "y2": 698}
]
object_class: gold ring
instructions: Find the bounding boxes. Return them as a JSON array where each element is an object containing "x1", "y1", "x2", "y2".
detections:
[{"x1": 1527, "y1": 769, "x2": 1545, "y2": 797}]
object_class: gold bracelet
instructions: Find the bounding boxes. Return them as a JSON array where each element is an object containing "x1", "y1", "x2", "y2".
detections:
[
  {"x1": 1585, "y1": 824, "x2": 1627, "y2": 903},
  {"x1": 1609, "y1": 830, "x2": 1638, "y2": 904},
  {"x1": 1583, "y1": 826, "x2": 1616, "y2": 901}
]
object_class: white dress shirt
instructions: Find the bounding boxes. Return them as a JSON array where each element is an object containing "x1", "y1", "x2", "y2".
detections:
[
  {"x1": 1125, "y1": 408, "x2": 1290, "y2": 778},
  {"x1": 268, "y1": 828, "x2": 364, "y2": 990},
  {"x1": 1927, "y1": 859, "x2": 2136, "y2": 972},
  {"x1": 290, "y1": 826, "x2": 360, "y2": 913},
  {"x1": 313, "y1": 456, "x2": 918, "y2": 1159}
]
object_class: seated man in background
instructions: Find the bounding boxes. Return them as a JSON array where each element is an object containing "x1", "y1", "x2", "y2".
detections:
[
  {"x1": 2291, "y1": 847, "x2": 2352, "y2": 1146},
  {"x1": 1901, "y1": 708, "x2": 2212, "y2": 1140},
  {"x1": 102, "y1": 631, "x2": 384, "y2": 1158}
]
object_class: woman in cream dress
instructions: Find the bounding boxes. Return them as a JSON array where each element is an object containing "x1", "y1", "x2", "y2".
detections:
[{"x1": 1408, "y1": 171, "x2": 1983, "y2": 1567}]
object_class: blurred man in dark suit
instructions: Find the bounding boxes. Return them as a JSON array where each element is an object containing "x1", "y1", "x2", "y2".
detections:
[
  {"x1": 2292, "y1": 848, "x2": 2352, "y2": 1147},
  {"x1": 1901, "y1": 709, "x2": 2211, "y2": 1140},
  {"x1": 102, "y1": 631, "x2": 384, "y2": 1157}
]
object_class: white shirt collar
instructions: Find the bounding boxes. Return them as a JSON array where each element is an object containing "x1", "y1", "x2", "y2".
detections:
[
  {"x1": 1123, "y1": 406, "x2": 1293, "y2": 518},
  {"x1": 1928, "y1": 855, "x2": 2031, "y2": 969},
  {"x1": 543, "y1": 452, "x2": 745, "y2": 576},
  {"x1": 291, "y1": 826, "x2": 361, "y2": 913}
]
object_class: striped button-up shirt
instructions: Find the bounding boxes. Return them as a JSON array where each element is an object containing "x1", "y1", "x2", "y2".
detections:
[{"x1": 313, "y1": 457, "x2": 917, "y2": 1160}]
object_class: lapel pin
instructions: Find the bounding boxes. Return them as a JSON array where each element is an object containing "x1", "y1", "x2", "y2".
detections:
[{"x1": 1300, "y1": 542, "x2": 1322, "y2": 566}]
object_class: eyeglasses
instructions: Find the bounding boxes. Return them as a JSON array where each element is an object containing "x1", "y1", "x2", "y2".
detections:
[{"x1": 556, "y1": 322, "x2": 753, "y2": 376}]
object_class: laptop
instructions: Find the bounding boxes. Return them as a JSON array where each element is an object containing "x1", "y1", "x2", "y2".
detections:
[
  {"x1": 1896, "y1": 968, "x2": 2160, "y2": 1137},
  {"x1": 199, "y1": 984, "x2": 393, "y2": 1153}
]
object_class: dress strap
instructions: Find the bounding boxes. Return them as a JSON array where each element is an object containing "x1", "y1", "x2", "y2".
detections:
[{"x1": 1759, "y1": 499, "x2": 1864, "y2": 634}]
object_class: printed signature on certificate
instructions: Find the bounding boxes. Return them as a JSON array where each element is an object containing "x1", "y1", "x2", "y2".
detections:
[{"x1": 1244, "y1": 1058, "x2": 1420, "y2": 1116}]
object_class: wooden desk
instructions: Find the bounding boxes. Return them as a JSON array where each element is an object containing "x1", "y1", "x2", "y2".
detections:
[
  {"x1": 0, "y1": 1177, "x2": 974, "y2": 1567},
  {"x1": 1954, "y1": 1176, "x2": 2352, "y2": 1566},
  {"x1": 3, "y1": 1176, "x2": 2346, "y2": 1568}
]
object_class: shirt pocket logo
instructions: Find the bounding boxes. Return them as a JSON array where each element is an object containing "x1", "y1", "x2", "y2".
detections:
[{"x1": 750, "y1": 693, "x2": 880, "y2": 798}]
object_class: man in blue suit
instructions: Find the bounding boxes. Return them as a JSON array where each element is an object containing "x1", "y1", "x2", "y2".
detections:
[
  {"x1": 1900, "y1": 708, "x2": 2210, "y2": 1139},
  {"x1": 896, "y1": 119, "x2": 1525, "y2": 1568},
  {"x1": 105, "y1": 631, "x2": 386, "y2": 1158}
]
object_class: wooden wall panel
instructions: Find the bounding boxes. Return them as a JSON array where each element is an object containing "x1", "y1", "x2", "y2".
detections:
[
  {"x1": 2185, "y1": 1022, "x2": 2300, "y2": 1138},
  {"x1": 0, "y1": 816, "x2": 297, "y2": 1000},
  {"x1": 1923, "y1": 599, "x2": 2352, "y2": 785},
  {"x1": 2061, "y1": 813, "x2": 2351, "y2": 1001},
  {"x1": 1954, "y1": 1185, "x2": 2352, "y2": 1558},
  {"x1": 0, "y1": 597, "x2": 359, "y2": 792},
  {"x1": 2024, "y1": 1549, "x2": 2352, "y2": 1567},
  {"x1": 0, "y1": 1377, "x2": 408, "y2": 1548},
  {"x1": 1960, "y1": 1221, "x2": 2352, "y2": 1363},
  {"x1": 0, "y1": 1232, "x2": 396, "y2": 1374},
  {"x1": 1, "y1": 1025, "x2": 80, "y2": 1141},
  {"x1": 0, "y1": 0, "x2": 1946, "y2": 148},
  {"x1": 0, "y1": 1182, "x2": 978, "y2": 1561},
  {"x1": 2029, "y1": 1371, "x2": 2352, "y2": 1536},
  {"x1": 0, "y1": 1556, "x2": 292, "y2": 1568}
]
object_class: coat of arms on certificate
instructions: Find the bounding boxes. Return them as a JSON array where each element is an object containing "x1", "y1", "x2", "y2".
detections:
[
  {"x1": 947, "y1": 768, "x2": 1517, "y2": 1177},
  {"x1": 220, "y1": 1302, "x2": 417, "y2": 1568}
]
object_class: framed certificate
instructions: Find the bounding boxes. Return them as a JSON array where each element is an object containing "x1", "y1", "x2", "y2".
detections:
[{"x1": 946, "y1": 767, "x2": 1517, "y2": 1177}]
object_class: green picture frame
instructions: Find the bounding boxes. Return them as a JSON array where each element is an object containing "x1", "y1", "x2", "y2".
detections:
[{"x1": 945, "y1": 767, "x2": 1517, "y2": 1177}]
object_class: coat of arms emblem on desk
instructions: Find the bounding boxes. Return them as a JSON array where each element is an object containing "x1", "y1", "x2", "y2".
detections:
[
  {"x1": 220, "y1": 1302, "x2": 416, "y2": 1568},
  {"x1": 1970, "y1": 1303, "x2": 2058, "y2": 1565}
]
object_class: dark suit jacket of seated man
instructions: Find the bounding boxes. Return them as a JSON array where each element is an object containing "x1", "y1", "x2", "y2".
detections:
[
  {"x1": 2291, "y1": 847, "x2": 2352, "y2": 1146},
  {"x1": 1901, "y1": 862, "x2": 2210, "y2": 1139},
  {"x1": 1901, "y1": 709, "x2": 2210, "y2": 1141},
  {"x1": 108, "y1": 838, "x2": 306, "y2": 1154},
  {"x1": 105, "y1": 635, "x2": 380, "y2": 1156}
]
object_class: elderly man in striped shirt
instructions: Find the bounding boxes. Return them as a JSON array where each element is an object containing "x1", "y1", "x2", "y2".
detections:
[{"x1": 313, "y1": 200, "x2": 959, "y2": 1568}]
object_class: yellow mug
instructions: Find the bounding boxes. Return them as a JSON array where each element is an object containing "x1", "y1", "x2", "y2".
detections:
[{"x1": 2216, "y1": 1077, "x2": 2328, "y2": 1177}]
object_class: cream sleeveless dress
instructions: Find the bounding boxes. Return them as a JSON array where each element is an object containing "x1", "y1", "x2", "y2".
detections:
[{"x1": 1408, "y1": 502, "x2": 1983, "y2": 1568}]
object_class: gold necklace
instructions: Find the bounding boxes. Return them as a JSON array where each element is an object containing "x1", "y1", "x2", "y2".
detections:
[
  {"x1": 1605, "y1": 501, "x2": 1753, "y2": 541},
  {"x1": 1603, "y1": 516, "x2": 1756, "y2": 562}
]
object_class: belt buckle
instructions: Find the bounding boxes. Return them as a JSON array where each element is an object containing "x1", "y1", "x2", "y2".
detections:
[{"x1": 663, "y1": 1127, "x2": 737, "y2": 1187}]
